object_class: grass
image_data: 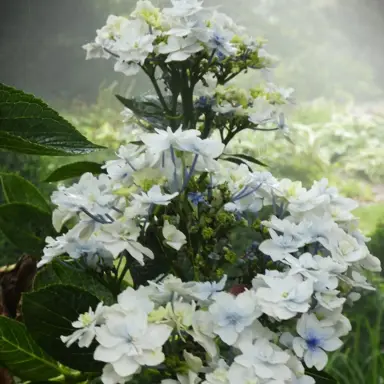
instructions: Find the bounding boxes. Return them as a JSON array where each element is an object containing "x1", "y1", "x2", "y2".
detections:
[{"x1": 354, "y1": 203, "x2": 384, "y2": 235}]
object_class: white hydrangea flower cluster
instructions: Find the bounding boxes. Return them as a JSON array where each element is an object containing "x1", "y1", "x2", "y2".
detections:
[
  {"x1": 83, "y1": 0, "x2": 292, "y2": 134},
  {"x1": 40, "y1": 1, "x2": 381, "y2": 383},
  {"x1": 53, "y1": 146, "x2": 380, "y2": 383}
]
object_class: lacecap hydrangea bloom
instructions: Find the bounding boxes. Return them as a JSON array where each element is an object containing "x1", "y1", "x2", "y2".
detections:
[{"x1": 36, "y1": 0, "x2": 382, "y2": 383}]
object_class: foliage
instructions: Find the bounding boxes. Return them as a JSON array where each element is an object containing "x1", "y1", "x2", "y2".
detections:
[
  {"x1": 0, "y1": 1, "x2": 380, "y2": 384},
  {"x1": 227, "y1": 99, "x2": 384, "y2": 200}
]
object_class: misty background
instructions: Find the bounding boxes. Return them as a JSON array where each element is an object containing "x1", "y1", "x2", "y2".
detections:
[{"x1": 1, "y1": 0, "x2": 384, "y2": 105}]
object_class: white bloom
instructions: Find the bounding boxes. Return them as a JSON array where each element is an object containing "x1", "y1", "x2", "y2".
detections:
[
  {"x1": 209, "y1": 290, "x2": 262, "y2": 345},
  {"x1": 315, "y1": 306, "x2": 352, "y2": 338},
  {"x1": 39, "y1": 230, "x2": 113, "y2": 269},
  {"x1": 95, "y1": 311, "x2": 173, "y2": 377},
  {"x1": 315, "y1": 290, "x2": 346, "y2": 311},
  {"x1": 293, "y1": 313, "x2": 343, "y2": 371},
  {"x1": 141, "y1": 126, "x2": 201, "y2": 156},
  {"x1": 115, "y1": 19, "x2": 155, "y2": 62},
  {"x1": 112, "y1": 286, "x2": 155, "y2": 315},
  {"x1": 188, "y1": 310, "x2": 218, "y2": 358},
  {"x1": 189, "y1": 275, "x2": 227, "y2": 301},
  {"x1": 359, "y1": 252, "x2": 381, "y2": 272},
  {"x1": 286, "y1": 354, "x2": 315, "y2": 384},
  {"x1": 259, "y1": 228, "x2": 304, "y2": 261},
  {"x1": 235, "y1": 320, "x2": 277, "y2": 351},
  {"x1": 163, "y1": 299, "x2": 195, "y2": 330},
  {"x1": 253, "y1": 272, "x2": 313, "y2": 320},
  {"x1": 234, "y1": 338, "x2": 291, "y2": 381},
  {"x1": 203, "y1": 360, "x2": 230, "y2": 384},
  {"x1": 61, "y1": 303, "x2": 104, "y2": 348},
  {"x1": 162, "y1": 220, "x2": 187, "y2": 250},
  {"x1": 51, "y1": 173, "x2": 117, "y2": 231},
  {"x1": 227, "y1": 364, "x2": 260, "y2": 384},
  {"x1": 320, "y1": 228, "x2": 367, "y2": 265},
  {"x1": 83, "y1": 42, "x2": 109, "y2": 60},
  {"x1": 103, "y1": 144, "x2": 147, "y2": 182},
  {"x1": 131, "y1": 185, "x2": 179, "y2": 209},
  {"x1": 101, "y1": 363, "x2": 135, "y2": 384},
  {"x1": 349, "y1": 270, "x2": 375, "y2": 291},
  {"x1": 158, "y1": 36, "x2": 203, "y2": 62},
  {"x1": 95, "y1": 220, "x2": 154, "y2": 264},
  {"x1": 163, "y1": 0, "x2": 204, "y2": 17}
]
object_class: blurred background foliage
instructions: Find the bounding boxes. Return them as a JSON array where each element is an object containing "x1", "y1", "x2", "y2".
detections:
[{"x1": 1, "y1": 0, "x2": 384, "y2": 382}]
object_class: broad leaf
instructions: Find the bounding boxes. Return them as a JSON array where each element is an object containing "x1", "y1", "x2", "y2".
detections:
[
  {"x1": 44, "y1": 161, "x2": 104, "y2": 182},
  {"x1": 34, "y1": 260, "x2": 114, "y2": 305},
  {"x1": 306, "y1": 369, "x2": 338, "y2": 383},
  {"x1": 116, "y1": 94, "x2": 182, "y2": 129},
  {"x1": 0, "y1": 173, "x2": 50, "y2": 212},
  {"x1": 22, "y1": 285, "x2": 103, "y2": 372},
  {"x1": 0, "y1": 83, "x2": 104, "y2": 155},
  {"x1": 0, "y1": 203, "x2": 54, "y2": 255},
  {"x1": 0, "y1": 316, "x2": 61, "y2": 381},
  {"x1": 227, "y1": 153, "x2": 267, "y2": 167}
]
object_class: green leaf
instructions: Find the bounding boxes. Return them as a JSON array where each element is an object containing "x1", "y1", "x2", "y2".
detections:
[
  {"x1": 306, "y1": 369, "x2": 339, "y2": 383},
  {"x1": 0, "y1": 173, "x2": 51, "y2": 212},
  {"x1": 44, "y1": 161, "x2": 104, "y2": 182},
  {"x1": 22, "y1": 285, "x2": 103, "y2": 373},
  {"x1": 34, "y1": 260, "x2": 114, "y2": 305},
  {"x1": 226, "y1": 153, "x2": 267, "y2": 167},
  {"x1": 0, "y1": 83, "x2": 105, "y2": 156},
  {"x1": 221, "y1": 156, "x2": 253, "y2": 172},
  {"x1": 0, "y1": 203, "x2": 54, "y2": 256},
  {"x1": 116, "y1": 94, "x2": 182, "y2": 129},
  {"x1": 0, "y1": 316, "x2": 61, "y2": 381}
]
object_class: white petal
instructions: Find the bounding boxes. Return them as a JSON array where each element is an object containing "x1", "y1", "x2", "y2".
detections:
[
  {"x1": 94, "y1": 345, "x2": 123, "y2": 363},
  {"x1": 134, "y1": 347, "x2": 165, "y2": 366},
  {"x1": 321, "y1": 337, "x2": 343, "y2": 352},
  {"x1": 304, "y1": 348, "x2": 328, "y2": 371},
  {"x1": 112, "y1": 354, "x2": 141, "y2": 377}
]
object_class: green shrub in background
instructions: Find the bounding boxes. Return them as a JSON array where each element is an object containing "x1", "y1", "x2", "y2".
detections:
[
  {"x1": 227, "y1": 99, "x2": 384, "y2": 201},
  {"x1": 368, "y1": 221, "x2": 384, "y2": 273}
]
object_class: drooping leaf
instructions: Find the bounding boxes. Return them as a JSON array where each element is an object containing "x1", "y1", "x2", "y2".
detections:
[
  {"x1": 22, "y1": 285, "x2": 103, "y2": 373},
  {"x1": 0, "y1": 203, "x2": 54, "y2": 256},
  {"x1": 0, "y1": 83, "x2": 105, "y2": 156},
  {"x1": 44, "y1": 161, "x2": 104, "y2": 182},
  {"x1": 0, "y1": 173, "x2": 50, "y2": 212},
  {"x1": 306, "y1": 369, "x2": 338, "y2": 383},
  {"x1": 34, "y1": 260, "x2": 114, "y2": 305},
  {"x1": 116, "y1": 94, "x2": 182, "y2": 129},
  {"x1": 227, "y1": 153, "x2": 267, "y2": 167},
  {"x1": 0, "y1": 316, "x2": 62, "y2": 381},
  {"x1": 220, "y1": 156, "x2": 253, "y2": 172}
]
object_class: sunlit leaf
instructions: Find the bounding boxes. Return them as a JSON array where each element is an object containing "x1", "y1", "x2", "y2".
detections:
[{"x1": 0, "y1": 83, "x2": 105, "y2": 155}]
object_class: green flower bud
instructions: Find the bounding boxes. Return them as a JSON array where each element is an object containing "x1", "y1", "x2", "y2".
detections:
[
  {"x1": 224, "y1": 249, "x2": 237, "y2": 264},
  {"x1": 202, "y1": 227, "x2": 214, "y2": 240}
]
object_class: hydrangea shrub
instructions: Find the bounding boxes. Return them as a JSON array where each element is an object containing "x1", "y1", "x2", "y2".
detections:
[{"x1": 0, "y1": 1, "x2": 380, "y2": 384}]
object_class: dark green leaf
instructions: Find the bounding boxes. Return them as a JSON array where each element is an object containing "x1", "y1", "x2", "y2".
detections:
[
  {"x1": 0, "y1": 316, "x2": 62, "y2": 381},
  {"x1": 0, "y1": 173, "x2": 51, "y2": 212},
  {"x1": 227, "y1": 153, "x2": 267, "y2": 167},
  {"x1": 0, "y1": 203, "x2": 54, "y2": 256},
  {"x1": 0, "y1": 83, "x2": 105, "y2": 156},
  {"x1": 306, "y1": 369, "x2": 338, "y2": 383},
  {"x1": 44, "y1": 161, "x2": 104, "y2": 182},
  {"x1": 221, "y1": 156, "x2": 253, "y2": 172},
  {"x1": 22, "y1": 285, "x2": 103, "y2": 373},
  {"x1": 116, "y1": 94, "x2": 182, "y2": 129},
  {"x1": 34, "y1": 260, "x2": 114, "y2": 305}
]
